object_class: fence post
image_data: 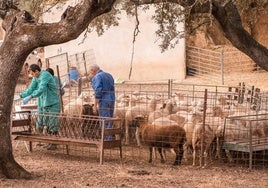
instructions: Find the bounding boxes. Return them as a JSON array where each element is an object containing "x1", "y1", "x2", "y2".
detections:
[
  {"x1": 83, "y1": 52, "x2": 88, "y2": 76},
  {"x1": 56, "y1": 65, "x2": 64, "y2": 113},
  {"x1": 249, "y1": 120, "x2": 253, "y2": 170},
  {"x1": 78, "y1": 78, "x2": 82, "y2": 96},
  {"x1": 221, "y1": 50, "x2": 224, "y2": 85},
  {"x1": 200, "y1": 89, "x2": 207, "y2": 167},
  {"x1": 168, "y1": 79, "x2": 172, "y2": 98},
  {"x1": 238, "y1": 82, "x2": 245, "y2": 104}
]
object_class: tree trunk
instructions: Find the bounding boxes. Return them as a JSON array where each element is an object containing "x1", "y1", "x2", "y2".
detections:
[
  {"x1": 211, "y1": 1, "x2": 268, "y2": 71},
  {"x1": 0, "y1": 0, "x2": 115, "y2": 179},
  {"x1": 0, "y1": 41, "x2": 33, "y2": 179}
]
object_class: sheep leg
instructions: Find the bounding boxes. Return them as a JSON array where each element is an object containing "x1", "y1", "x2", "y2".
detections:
[
  {"x1": 173, "y1": 143, "x2": 184, "y2": 166},
  {"x1": 135, "y1": 127, "x2": 141, "y2": 146},
  {"x1": 125, "y1": 119, "x2": 129, "y2": 145},
  {"x1": 149, "y1": 147, "x2": 153, "y2": 163},
  {"x1": 178, "y1": 143, "x2": 184, "y2": 165},
  {"x1": 192, "y1": 146, "x2": 196, "y2": 166},
  {"x1": 157, "y1": 147, "x2": 165, "y2": 163},
  {"x1": 225, "y1": 150, "x2": 233, "y2": 163},
  {"x1": 182, "y1": 143, "x2": 189, "y2": 162},
  {"x1": 215, "y1": 136, "x2": 220, "y2": 159}
]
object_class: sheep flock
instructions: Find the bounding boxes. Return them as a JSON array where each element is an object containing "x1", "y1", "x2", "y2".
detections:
[{"x1": 62, "y1": 86, "x2": 268, "y2": 167}]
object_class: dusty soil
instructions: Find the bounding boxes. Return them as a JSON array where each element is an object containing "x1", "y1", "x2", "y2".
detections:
[
  {"x1": 2, "y1": 75, "x2": 268, "y2": 188},
  {"x1": 0, "y1": 142, "x2": 268, "y2": 188}
]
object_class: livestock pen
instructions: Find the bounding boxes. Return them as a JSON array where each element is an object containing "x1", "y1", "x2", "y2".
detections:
[{"x1": 13, "y1": 80, "x2": 268, "y2": 169}]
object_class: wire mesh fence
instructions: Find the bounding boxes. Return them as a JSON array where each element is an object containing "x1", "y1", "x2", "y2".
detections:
[
  {"x1": 186, "y1": 46, "x2": 268, "y2": 85},
  {"x1": 220, "y1": 113, "x2": 268, "y2": 169},
  {"x1": 12, "y1": 80, "x2": 268, "y2": 169}
]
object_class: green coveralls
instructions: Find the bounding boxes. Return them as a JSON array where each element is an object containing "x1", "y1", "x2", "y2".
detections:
[{"x1": 20, "y1": 70, "x2": 60, "y2": 134}]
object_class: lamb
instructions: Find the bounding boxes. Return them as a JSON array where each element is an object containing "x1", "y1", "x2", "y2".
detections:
[
  {"x1": 191, "y1": 108, "x2": 227, "y2": 166},
  {"x1": 134, "y1": 117, "x2": 186, "y2": 165},
  {"x1": 192, "y1": 122, "x2": 217, "y2": 166},
  {"x1": 182, "y1": 112, "x2": 203, "y2": 161}
]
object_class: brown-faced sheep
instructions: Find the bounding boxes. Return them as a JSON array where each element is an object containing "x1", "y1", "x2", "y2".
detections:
[
  {"x1": 134, "y1": 117, "x2": 186, "y2": 166},
  {"x1": 124, "y1": 97, "x2": 161, "y2": 145},
  {"x1": 81, "y1": 104, "x2": 99, "y2": 139}
]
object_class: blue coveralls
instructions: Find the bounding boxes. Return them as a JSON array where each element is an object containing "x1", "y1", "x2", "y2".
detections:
[
  {"x1": 20, "y1": 70, "x2": 61, "y2": 134},
  {"x1": 91, "y1": 69, "x2": 115, "y2": 139}
]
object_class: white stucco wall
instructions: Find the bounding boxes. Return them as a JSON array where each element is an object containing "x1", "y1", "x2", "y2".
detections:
[{"x1": 43, "y1": 2, "x2": 185, "y2": 82}]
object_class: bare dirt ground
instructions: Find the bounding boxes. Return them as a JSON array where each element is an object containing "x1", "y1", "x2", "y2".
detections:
[
  {"x1": 1, "y1": 142, "x2": 268, "y2": 188},
  {"x1": 1, "y1": 75, "x2": 268, "y2": 188}
]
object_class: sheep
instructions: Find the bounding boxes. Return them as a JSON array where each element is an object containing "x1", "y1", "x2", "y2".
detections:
[
  {"x1": 166, "y1": 113, "x2": 187, "y2": 125},
  {"x1": 148, "y1": 99, "x2": 174, "y2": 123},
  {"x1": 152, "y1": 117, "x2": 179, "y2": 126},
  {"x1": 192, "y1": 122, "x2": 216, "y2": 166},
  {"x1": 182, "y1": 112, "x2": 203, "y2": 161},
  {"x1": 191, "y1": 114, "x2": 225, "y2": 167},
  {"x1": 215, "y1": 114, "x2": 266, "y2": 162},
  {"x1": 124, "y1": 96, "x2": 161, "y2": 145},
  {"x1": 114, "y1": 94, "x2": 144, "y2": 143},
  {"x1": 149, "y1": 114, "x2": 186, "y2": 161},
  {"x1": 115, "y1": 93, "x2": 130, "y2": 108},
  {"x1": 171, "y1": 92, "x2": 194, "y2": 113},
  {"x1": 148, "y1": 101, "x2": 178, "y2": 123},
  {"x1": 80, "y1": 104, "x2": 99, "y2": 139},
  {"x1": 215, "y1": 122, "x2": 248, "y2": 162},
  {"x1": 63, "y1": 92, "x2": 93, "y2": 116},
  {"x1": 115, "y1": 93, "x2": 141, "y2": 108},
  {"x1": 134, "y1": 116, "x2": 186, "y2": 165}
]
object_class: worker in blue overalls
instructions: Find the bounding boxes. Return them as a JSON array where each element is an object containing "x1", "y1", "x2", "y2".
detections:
[{"x1": 89, "y1": 64, "x2": 115, "y2": 140}]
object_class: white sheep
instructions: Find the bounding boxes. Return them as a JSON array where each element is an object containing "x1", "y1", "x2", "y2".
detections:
[
  {"x1": 192, "y1": 122, "x2": 215, "y2": 166},
  {"x1": 63, "y1": 92, "x2": 93, "y2": 115},
  {"x1": 182, "y1": 113, "x2": 203, "y2": 161},
  {"x1": 148, "y1": 99, "x2": 174, "y2": 123},
  {"x1": 215, "y1": 114, "x2": 266, "y2": 162}
]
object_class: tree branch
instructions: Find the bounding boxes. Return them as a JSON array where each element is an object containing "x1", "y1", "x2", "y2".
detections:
[{"x1": 3, "y1": 0, "x2": 116, "y2": 49}]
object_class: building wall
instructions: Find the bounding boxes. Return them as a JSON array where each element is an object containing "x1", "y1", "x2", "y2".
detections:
[{"x1": 43, "y1": 2, "x2": 186, "y2": 81}]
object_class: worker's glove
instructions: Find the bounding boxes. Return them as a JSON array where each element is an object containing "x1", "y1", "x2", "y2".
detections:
[
  {"x1": 13, "y1": 95, "x2": 21, "y2": 102},
  {"x1": 22, "y1": 95, "x2": 32, "y2": 105}
]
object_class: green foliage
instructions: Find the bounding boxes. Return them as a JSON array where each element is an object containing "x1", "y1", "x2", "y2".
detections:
[
  {"x1": 233, "y1": 0, "x2": 268, "y2": 30},
  {"x1": 152, "y1": 3, "x2": 184, "y2": 52},
  {"x1": 87, "y1": 4, "x2": 121, "y2": 36}
]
